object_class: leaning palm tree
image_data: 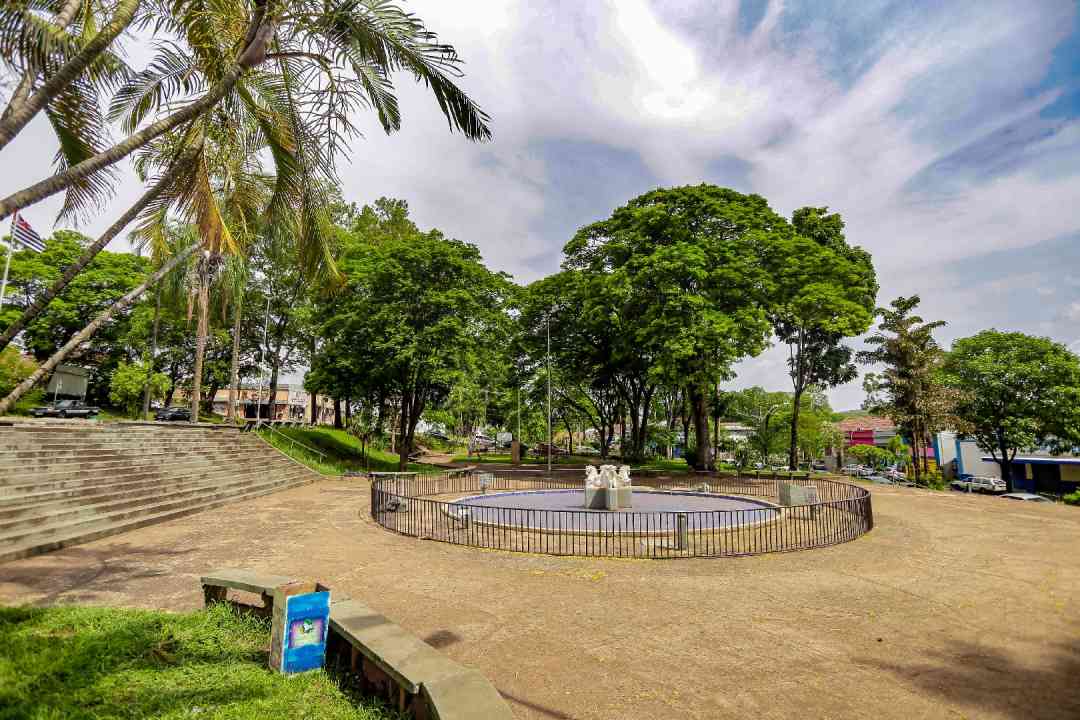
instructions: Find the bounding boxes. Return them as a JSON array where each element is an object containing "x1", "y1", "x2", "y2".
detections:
[{"x1": 0, "y1": 0, "x2": 491, "y2": 356}]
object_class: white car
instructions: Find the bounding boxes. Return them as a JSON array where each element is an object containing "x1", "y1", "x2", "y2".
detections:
[{"x1": 950, "y1": 475, "x2": 1006, "y2": 494}]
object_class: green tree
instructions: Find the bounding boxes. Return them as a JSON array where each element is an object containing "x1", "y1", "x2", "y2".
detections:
[
  {"x1": 730, "y1": 387, "x2": 791, "y2": 466},
  {"x1": 109, "y1": 360, "x2": 170, "y2": 415},
  {"x1": 939, "y1": 330, "x2": 1080, "y2": 492},
  {"x1": 770, "y1": 207, "x2": 877, "y2": 469},
  {"x1": 311, "y1": 204, "x2": 510, "y2": 469},
  {"x1": 561, "y1": 185, "x2": 787, "y2": 468},
  {"x1": 0, "y1": 346, "x2": 37, "y2": 398},
  {"x1": 857, "y1": 296, "x2": 946, "y2": 486}
]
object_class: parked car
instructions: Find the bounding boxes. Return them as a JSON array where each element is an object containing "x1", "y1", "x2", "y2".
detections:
[
  {"x1": 811, "y1": 461, "x2": 828, "y2": 472},
  {"x1": 30, "y1": 399, "x2": 99, "y2": 418},
  {"x1": 950, "y1": 475, "x2": 1006, "y2": 494},
  {"x1": 155, "y1": 406, "x2": 191, "y2": 422},
  {"x1": 1000, "y1": 492, "x2": 1052, "y2": 503},
  {"x1": 884, "y1": 468, "x2": 907, "y2": 482}
]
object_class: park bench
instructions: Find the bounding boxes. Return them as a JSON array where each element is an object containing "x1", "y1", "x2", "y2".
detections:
[
  {"x1": 201, "y1": 569, "x2": 512, "y2": 719},
  {"x1": 200, "y1": 568, "x2": 298, "y2": 617}
]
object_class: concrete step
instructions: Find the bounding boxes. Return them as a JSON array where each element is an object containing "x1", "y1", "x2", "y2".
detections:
[
  {"x1": 0, "y1": 433, "x2": 254, "y2": 451},
  {"x1": 0, "y1": 468, "x2": 313, "y2": 533},
  {"x1": 0, "y1": 445, "x2": 275, "y2": 484},
  {"x1": 0, "y1": 455, "x2": 302, "y2": 508},
  {"x1": 0, "y1": 436, "x2": 254, "y2": 455},
  {"x1": 0, "y1": 466, "x2": 316, "y2": 546},
  {"x1": 0, "y1": 472, "x2": 316, "y2": 563}
]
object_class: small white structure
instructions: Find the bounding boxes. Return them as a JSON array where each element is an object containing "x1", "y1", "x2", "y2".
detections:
[{"x1": 584, "y1": 464, "x2": 632, "y2": 510}]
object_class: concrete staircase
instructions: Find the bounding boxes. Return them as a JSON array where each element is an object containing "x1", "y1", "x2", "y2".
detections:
[{"x1": 0, "y1": 421, "x2": 322, "y2": 563}]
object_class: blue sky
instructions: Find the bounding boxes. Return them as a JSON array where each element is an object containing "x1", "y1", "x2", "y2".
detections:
[{"x1": 3, "y1": 0, "x2": 1079, "y2": 409}]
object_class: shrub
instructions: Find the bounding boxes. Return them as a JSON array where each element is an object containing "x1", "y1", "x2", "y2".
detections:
[
  {"x1": 1064, "y1": 491, "x2": 1080, "y2": 506},
  {"x1": 109, "y1": 360, "x2": 171, "y2": 415},
  {"x1": 0, "y1": 346, "x2": 37, "y2": 398}
]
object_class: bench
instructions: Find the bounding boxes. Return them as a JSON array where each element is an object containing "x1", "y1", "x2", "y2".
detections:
[
  {"x1": 200, "y1": 568, "x2": 298, "y2": 617},
  {"x1": 330, "y1": 599, "x2": 513, "y2": 720}
]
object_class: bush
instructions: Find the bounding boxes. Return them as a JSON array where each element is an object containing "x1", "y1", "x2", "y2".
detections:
[
  {"x1": 0, "y1": 346, "x2": 37, "y2": 399},
  {"x1": 109, "y1": 360, "x2": 171, "y2": 415},
  {"x1": 1064, "y1": 491, "x2": 1080, "y2": 506}
]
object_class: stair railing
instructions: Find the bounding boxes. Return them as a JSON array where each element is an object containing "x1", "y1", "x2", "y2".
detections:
[{"x1": 255, "y1": 421, "x2": 327, "y2": 461}]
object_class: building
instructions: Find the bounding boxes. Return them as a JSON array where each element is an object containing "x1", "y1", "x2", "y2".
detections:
[
  {"x1": 207, "y1": 384, "x2": 336, "y2": 424},
  {"x1": 836, "y1": 415, "x2": 898, "y2": 448},
  {"x1": 935, "y1": 431, "x2": 1080, "y2": 495}
]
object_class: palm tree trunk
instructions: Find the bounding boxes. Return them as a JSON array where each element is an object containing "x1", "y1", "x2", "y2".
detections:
[
  {"x1": 0, "y1": 0, "x2": 82, "y2": 125},
  {"x1": 0, "y1": 3, "x2": 278, "y2": 223},
  {"x1": 0, "y1": 243, "x2": 198, "y2": 414},
  {"x1": 227, "y1": 294, "x2": 243, "y2": 422},
  {"x1": 0, "y1": 0, "x2": 140, "y2": 152},
  {"x1": 141, "y1": 284, "x2": 162, "y2": 419},
  {"x1": 0, "y1": 148, "x2": 196, "y2": 355},
  {"x1": 189, "y1": 254, "x2": 211, "y2": 423}
]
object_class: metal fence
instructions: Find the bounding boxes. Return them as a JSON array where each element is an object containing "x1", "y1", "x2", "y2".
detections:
[{"x1": 369, "y1": 469, "x2": 873, "y2": 559}]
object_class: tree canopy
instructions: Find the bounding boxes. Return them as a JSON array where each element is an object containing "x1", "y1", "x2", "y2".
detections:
[{"x1": 939, "y1": 330, "x2": 1080, "y2": 491}]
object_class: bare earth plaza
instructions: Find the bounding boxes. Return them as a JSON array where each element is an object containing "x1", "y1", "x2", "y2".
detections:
[
  {"x1": 2, "y1": 474, "x2": 1079, "y2": 719},
  {"x1": 2, "y1": 0, "x2": 1080, "y2": 718}
]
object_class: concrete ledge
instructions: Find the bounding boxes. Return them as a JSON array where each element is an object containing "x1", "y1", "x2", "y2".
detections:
[
  {"x1": 329, "y1": 599, "x2": 512, "y2": 719},
  {"x1": 422, "y1": 669, "x2": 514, "y2": 720},
  {"x1": 201, "y1": 568, "x2": 297, "y2": 596}
]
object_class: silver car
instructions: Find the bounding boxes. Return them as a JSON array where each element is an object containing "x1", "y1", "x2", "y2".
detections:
[{"x1": 950, "y1": 475, "x2": 1006, "y2": 494}]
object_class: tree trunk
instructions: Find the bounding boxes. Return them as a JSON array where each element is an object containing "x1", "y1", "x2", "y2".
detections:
[
  {"x1": 788, "y1": 386, "x2": 803, "y2": 471},
  {"x1": 189, "y1": 254, "x2": 211, "y2": 423},
  {"x1": 398, "y1": 393, "x2": 410, "y2": 471},
  {"x1": 141, "y1": 284, "x2": 162, "y2": 420},
  {"x1": 997, "y1": 428, "x2": 1014, "y2": 493},
  {"x1": 266, "y1": 350, "x2": 280, "y2": 421},
  {"x1": 0, "y1": 1, "x2": 278, "y2": 223},
  {"x1": 689, "y1": 385, "x2": 712, "y2": 471},
  {"x1": 344, "y1": 397, "x2": 351, "y2": 425},
  {"x1": 0, "y1": 243, "x2": 198, "y2": 413},
  {"x1": 333, "y1": 397, "x2": 342, "y2": 429},
  {"x1": 0, "y1": 151, "x2": 196, "y2": 355},
  {"x1": 226, "y1": 294, "x2": 243, "y2": 422},
  {"x1": 0, "y1": 0, "x2": 138, "y2": 153}
]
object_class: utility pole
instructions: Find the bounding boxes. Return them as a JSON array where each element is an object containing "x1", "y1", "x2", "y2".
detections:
[{"x1": 547, "y1": 310, "x2": 552, "y2": 474}]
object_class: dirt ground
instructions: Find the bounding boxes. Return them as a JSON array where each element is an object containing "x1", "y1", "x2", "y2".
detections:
[{"x1": 2, "y1": 479, "x2": 1078, "y2": 720}]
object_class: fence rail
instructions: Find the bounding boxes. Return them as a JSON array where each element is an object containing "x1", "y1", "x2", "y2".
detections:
[{"x1": 369, "y1": 469, "x2": 873, "y2": 559}]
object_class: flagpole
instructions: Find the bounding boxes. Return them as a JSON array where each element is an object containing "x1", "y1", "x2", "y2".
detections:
[{"x1": 0, "y1": 212, "x2": 16, "y2": 311}]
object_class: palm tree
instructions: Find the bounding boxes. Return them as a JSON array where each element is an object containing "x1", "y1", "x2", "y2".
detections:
[
  {"x1": 0, "y1": 0, "x2": 491, "y2": 357},
  {"x1": 857, "y1": 296, "x2": 946, "y2": 486}
]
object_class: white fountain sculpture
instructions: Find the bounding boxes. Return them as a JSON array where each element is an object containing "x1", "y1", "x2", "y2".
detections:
[{"x1": 583, "y1": 464, "x2": 632, "y2": 510}]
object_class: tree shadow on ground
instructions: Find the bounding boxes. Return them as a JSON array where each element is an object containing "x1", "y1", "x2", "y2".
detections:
[
  {"x1": 861, "y1": 631, "x2": 1080, "y2": 719},
  {"x1": 0, "y1": 543, "x2": 195, "y2": 605}
]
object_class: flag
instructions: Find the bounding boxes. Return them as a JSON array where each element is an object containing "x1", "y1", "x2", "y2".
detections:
[{"x1": 11, "y1": 213, "x2": 45, "y2": 253}]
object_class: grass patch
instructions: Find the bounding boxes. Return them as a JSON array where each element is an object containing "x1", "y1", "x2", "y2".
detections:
[
  {"x1": 258, "y1": 426, "x2": 434, "y2": 476},
  {"x1": 0, "y1": 603, "x2": 399, "y2": 720}
]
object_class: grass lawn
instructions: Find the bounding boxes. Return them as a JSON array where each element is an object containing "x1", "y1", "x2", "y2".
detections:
[
  {"x1": 0, "y1": 604, "x2": 399, "y2": 720},
  {"x1": 258, "y1": 426, "x2": 434, "y2": 476}
]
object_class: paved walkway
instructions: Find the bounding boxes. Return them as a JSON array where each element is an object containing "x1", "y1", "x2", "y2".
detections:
[{"x1": 2, "y1": 480, "x2": 1078, "y2": 719}]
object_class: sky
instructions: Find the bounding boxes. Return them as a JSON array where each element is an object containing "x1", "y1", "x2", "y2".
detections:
[{"x1": 3, "y1": 0, "x2": 1080, "y2": 410}]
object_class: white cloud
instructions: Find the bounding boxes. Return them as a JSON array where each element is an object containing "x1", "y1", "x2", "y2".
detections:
[{"x1": 2, "y1": 0, "x2": 1079, "y2": 405}]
